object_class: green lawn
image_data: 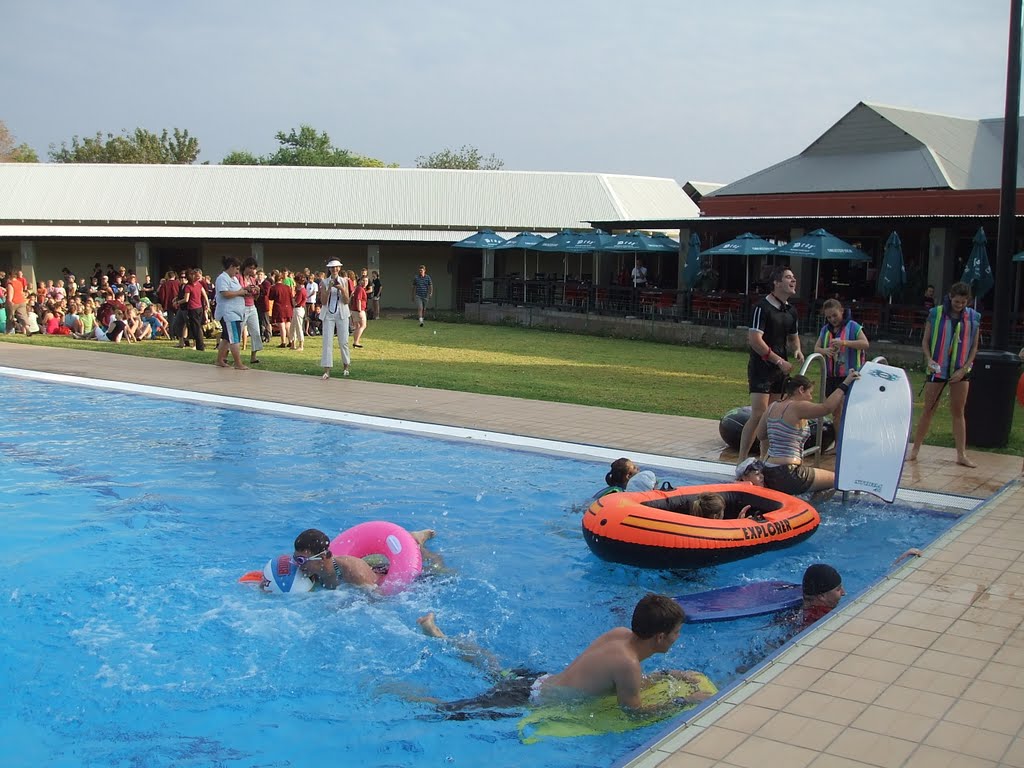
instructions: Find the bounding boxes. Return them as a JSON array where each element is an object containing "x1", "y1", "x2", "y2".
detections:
[{"x1": 3, "y1": 317, "x2": 1021, "y2": 456}]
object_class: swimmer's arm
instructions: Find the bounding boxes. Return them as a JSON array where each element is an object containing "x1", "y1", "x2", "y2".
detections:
[
  {"x1": 656, "y1": 670, "x2": 714, "y2": 707},
  {"x1": 620, "y1": 671, "x2": 712, "y2": 718}
]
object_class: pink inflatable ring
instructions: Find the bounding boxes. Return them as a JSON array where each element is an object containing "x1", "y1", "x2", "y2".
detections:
[{"x1": 330, "y1": 521, "x2": 423, "y2": 595}]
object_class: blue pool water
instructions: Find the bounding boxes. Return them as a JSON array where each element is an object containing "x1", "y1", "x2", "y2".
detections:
[{"x1": 0, "y1": 376, "x2": 960, "y2": 768}]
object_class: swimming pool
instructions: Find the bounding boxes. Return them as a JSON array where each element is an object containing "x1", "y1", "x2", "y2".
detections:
[{"x1": 0, "y1": 374, "x2": 961, "y2": 768}]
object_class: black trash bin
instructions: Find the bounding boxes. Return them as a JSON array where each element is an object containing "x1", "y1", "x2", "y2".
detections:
[{"x1": 965, "y1": 350, "x2": 1022, "y2": 448}]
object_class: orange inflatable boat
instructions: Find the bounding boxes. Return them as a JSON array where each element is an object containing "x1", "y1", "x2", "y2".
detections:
[{"x1": 583, "y1": 484, "x2": 820, "y2": 568}]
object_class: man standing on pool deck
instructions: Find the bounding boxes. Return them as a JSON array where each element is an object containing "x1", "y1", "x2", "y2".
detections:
[
  {"x1": 319, "y1": 260, "x2": 351, "y2": 380},
  {"x1": 416, "y1": 594, "x2": 711, "y2": 713},
  {"x1": 737, "y1": 266, "x2": 803, "y2": 462},
  {"x1": 412, "y1": 265, "x2": 432, "y2": 326}
]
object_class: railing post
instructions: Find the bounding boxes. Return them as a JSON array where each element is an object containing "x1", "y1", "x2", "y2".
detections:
[{"x1": 799, "y1": 352, "x2": 829, "y2": 467}]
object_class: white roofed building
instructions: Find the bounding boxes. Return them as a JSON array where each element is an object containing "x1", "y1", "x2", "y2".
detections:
[{"x1": 0, "y1": 164, "x2": 697, "y2": 309}]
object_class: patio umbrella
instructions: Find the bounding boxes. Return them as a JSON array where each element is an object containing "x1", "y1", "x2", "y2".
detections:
[
  {"x1": 602, "y1": 231, "x2": 674, "y2": 287},
  {"x1": 601, "y1": 230, "x2": 672, "y2": 253},
  {"x1": 770, "y1": 229, "x2": 869, "y2": 298},
  {"x1": 683, "y1": 233, "x2": 702, "y2": 290},
  {"x1": 876, "y1": 231, "x2": 907, "y2": 302},
  {"x1": 650, "y1": 233, "x2": 680, "y2": 251},
  {"x1": 451, "y1": 229, "x2": 507, "y2": 249},
  {"x1": 495, "y1": 232, "x2": 545, "y2": 278},
  {"x1": 960, "y1": 227, "x2": 994, "y2": 303},
  {"x1": 531, "y1": 230, "x2": 610, "y2": 284},
  {"x1": 701, "y1": 232, "x2": 778, "y2": 293}
]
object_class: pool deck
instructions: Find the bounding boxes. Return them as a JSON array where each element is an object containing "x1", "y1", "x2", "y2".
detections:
[{"x1": 4, "y1": 344, "x2": 1024, "y2": 768}]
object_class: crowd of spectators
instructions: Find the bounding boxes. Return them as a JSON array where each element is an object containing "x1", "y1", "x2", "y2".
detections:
[{"x1": 1, "y1": 261, "x2": 384, "y2": 350}]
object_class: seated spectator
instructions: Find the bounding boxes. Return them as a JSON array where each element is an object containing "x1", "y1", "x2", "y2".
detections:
[
  {"x1": 78, "y1": 301, "x2": 97, "y2": 339},
  {"x1": 23, "y1": 296, "x2": 41, "y2": 335},
  {"x1": 124, "y1": 275, "x2": 141, "y2": 305},
  {"x1": 140, "y1": 304, "x2": 169, "y2": 340},
  {"x1": 63, "y1": 299, "x2": 84, "y2": 336},
  {"x1": 124, "y1": 305, "x2": 146, "y2": 340},
  {"x1": 97, "y1": 310, "x2": 131, "y2": 343}
]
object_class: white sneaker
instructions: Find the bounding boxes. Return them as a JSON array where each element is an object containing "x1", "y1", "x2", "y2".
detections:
[
  {"x1": 342, "y1": 369, "x2": 350, "y2": 377},
  {"x1": 419, "y1": 319, "x2": 424, "y2": 326}
]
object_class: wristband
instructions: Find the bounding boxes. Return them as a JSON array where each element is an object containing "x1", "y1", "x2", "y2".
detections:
[
  {"x1": 837, "y1": 382, "x2": 850, "y2": 395},
  {"x1": 761, "y1": 352, "x2": 772, "y2": 362}
]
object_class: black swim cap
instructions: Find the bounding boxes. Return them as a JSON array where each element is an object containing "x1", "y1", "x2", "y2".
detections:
[{"x1": 802, "y1": 563, "x2": 841, "y2": 597}]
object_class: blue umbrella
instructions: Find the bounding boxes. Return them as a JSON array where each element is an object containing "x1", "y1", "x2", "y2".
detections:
[
  {"x1": 452, "y1": 229, "x2": 507, "y2": 249},
  {"x1": 493, "y1": 232, "x2": 545, "y2": 250},
  {"x1": 495, "y1": 232, "x2": 546, "y2": 277},
  {"x1": 702, "y1": 232, "x2": 778, "y2": 257},
  {"x1": 702, "y1": 232, "x2": 778, "y2": 293},
  {"x1": 960, "y1": 227, "x2": 994, "y2": 302},
  {"x1": 649, "y1": 232, "x2": 680, "y2": 251},
  {"x1": 683, "y1": 233, "x2": 702, "y2": 290},
  {"x1": 602, "y1": 231, "x2": 676, "y2": 287},
  {"x1": 601, "y1": 230, "x2": 675, "y2": 253},
  {"x1": 877, "y1": 231, "x2": 907, "y2": 301},
  {"x1": 530, "y1": 230, "x2": 595, "y2": 253},
  {"x1": 771, "y1": 229, "x2": 869, "y2": 298},
  {"x1": 529, "y1": 230, "x2": 611, "y2": 286}
]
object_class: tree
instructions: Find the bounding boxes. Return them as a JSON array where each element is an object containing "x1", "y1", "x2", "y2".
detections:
[
  {"x1": 48, "y1": 128, "x2": 200, "y2": 164},
  {"x1": 416, "y1": 145, "x2": 504, "y2": 170},
  {"x1": 220, "y1": 150, "x2": 261, "y2": 166},
  {"x1": 221, "y1": 125, "x2": 393, "y2": 167},
  {"x1": 0, "y1": 120, "x2": 39, "y2": 162}
]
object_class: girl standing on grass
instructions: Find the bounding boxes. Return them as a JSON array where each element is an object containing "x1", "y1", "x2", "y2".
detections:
[{"x1": 908, "y1": 282, "x2": 980, "y2": 468}]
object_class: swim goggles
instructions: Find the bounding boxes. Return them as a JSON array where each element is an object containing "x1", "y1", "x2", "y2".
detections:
[{"x1": 293, "y1": 548, "x2": 330, "y2": 566}]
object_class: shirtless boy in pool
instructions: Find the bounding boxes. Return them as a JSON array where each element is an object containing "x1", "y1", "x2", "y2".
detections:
[
  {"x1": 293, "y1": 527, "x2": 440, "y2": 589},
  {"x1": 416, "y1": 593, "x2": 710, "y2": 714}
]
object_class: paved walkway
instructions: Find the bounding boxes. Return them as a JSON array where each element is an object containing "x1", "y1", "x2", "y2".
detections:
[{"x1": 3, "y1": 343, "x2": 1023, "y2": 767}]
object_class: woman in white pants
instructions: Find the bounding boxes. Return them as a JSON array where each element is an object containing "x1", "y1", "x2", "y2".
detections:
[
  {"x1": 290, "y1": 279, "x2": 307, "y2": 351},
  {"x1": 319, "y1": 260, "x2": 351, "y2": 380},
  {"x1": 240, "y1": 257, "x2": 263, "y2": 364}
]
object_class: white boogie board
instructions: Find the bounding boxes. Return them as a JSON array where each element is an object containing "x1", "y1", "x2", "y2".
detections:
[{"x1": 834, "y1": 361, "x2": 913, "y2": 502}]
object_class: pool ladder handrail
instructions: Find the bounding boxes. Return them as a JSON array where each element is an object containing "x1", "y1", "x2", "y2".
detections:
[{"x1": 798, "y1": 352, "x2": 828, "y2": 467}]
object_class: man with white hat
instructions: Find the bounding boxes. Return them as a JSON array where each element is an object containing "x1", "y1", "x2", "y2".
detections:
[{"x1": 318, "y1": 259, "x2": 351, "y2": 379}]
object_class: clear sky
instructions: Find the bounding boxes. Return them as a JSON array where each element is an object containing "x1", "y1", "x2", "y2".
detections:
[{"x1": 2, "y1": 0, "x2": 1015, "y2": 184}]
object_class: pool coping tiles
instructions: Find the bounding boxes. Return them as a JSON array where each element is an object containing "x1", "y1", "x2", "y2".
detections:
[{"x1": 2, "y1": 344, "x2": 1023, "y2": 768}]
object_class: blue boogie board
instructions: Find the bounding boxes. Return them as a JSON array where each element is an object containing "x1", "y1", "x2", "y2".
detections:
[
  {"x1": 674, "y1": 581, "x2": 802, "y2": 622},
  {"x1": 835, "y1": 361, "x2": 913, "y2": 503}
]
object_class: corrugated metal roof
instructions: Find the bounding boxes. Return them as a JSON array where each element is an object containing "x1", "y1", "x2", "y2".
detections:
[
  {"x1": 0, "y1": 164, "x2": 698, "y2": 231},
  {"x1": 0, "y1": 225, "x2": 516, "y2": 242},
  {"x1": 712, "y1": 102, "x2": 1024, "y2": 196}
]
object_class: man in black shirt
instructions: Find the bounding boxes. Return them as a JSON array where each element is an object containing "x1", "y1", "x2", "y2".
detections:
[{"x1": 737, "y1": 266, "x2": 804, "y2": 461}]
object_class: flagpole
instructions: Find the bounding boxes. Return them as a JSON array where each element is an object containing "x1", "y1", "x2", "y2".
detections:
[{"x1": 994, "y1": 0, "x2": 1022, "y2": 348}]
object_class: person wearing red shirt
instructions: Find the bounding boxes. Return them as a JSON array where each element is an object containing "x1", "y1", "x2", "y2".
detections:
[
  {"x1": 351, "y1": 276, "x2": 369, "y2": 348},
  {"x1": 6, "y1": 271, "x2": 28, "y2": 334},
  {"x1": 183, "y1": 270, "x2": 209, "y2": 352},
  {"x1": 239, "y1": 258, "x2": 264, "y2": 365},
  {"x1": 268, "y1": 274, "x2": 293, "y2": 348},
  {"x1": 290, "y1": 279, "x2": 308, "y2": 351}
]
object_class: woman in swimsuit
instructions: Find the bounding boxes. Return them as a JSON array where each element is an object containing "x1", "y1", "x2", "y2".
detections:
[{"x1": 754, "y1": 371, "x2": 858, "y2": 495}]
